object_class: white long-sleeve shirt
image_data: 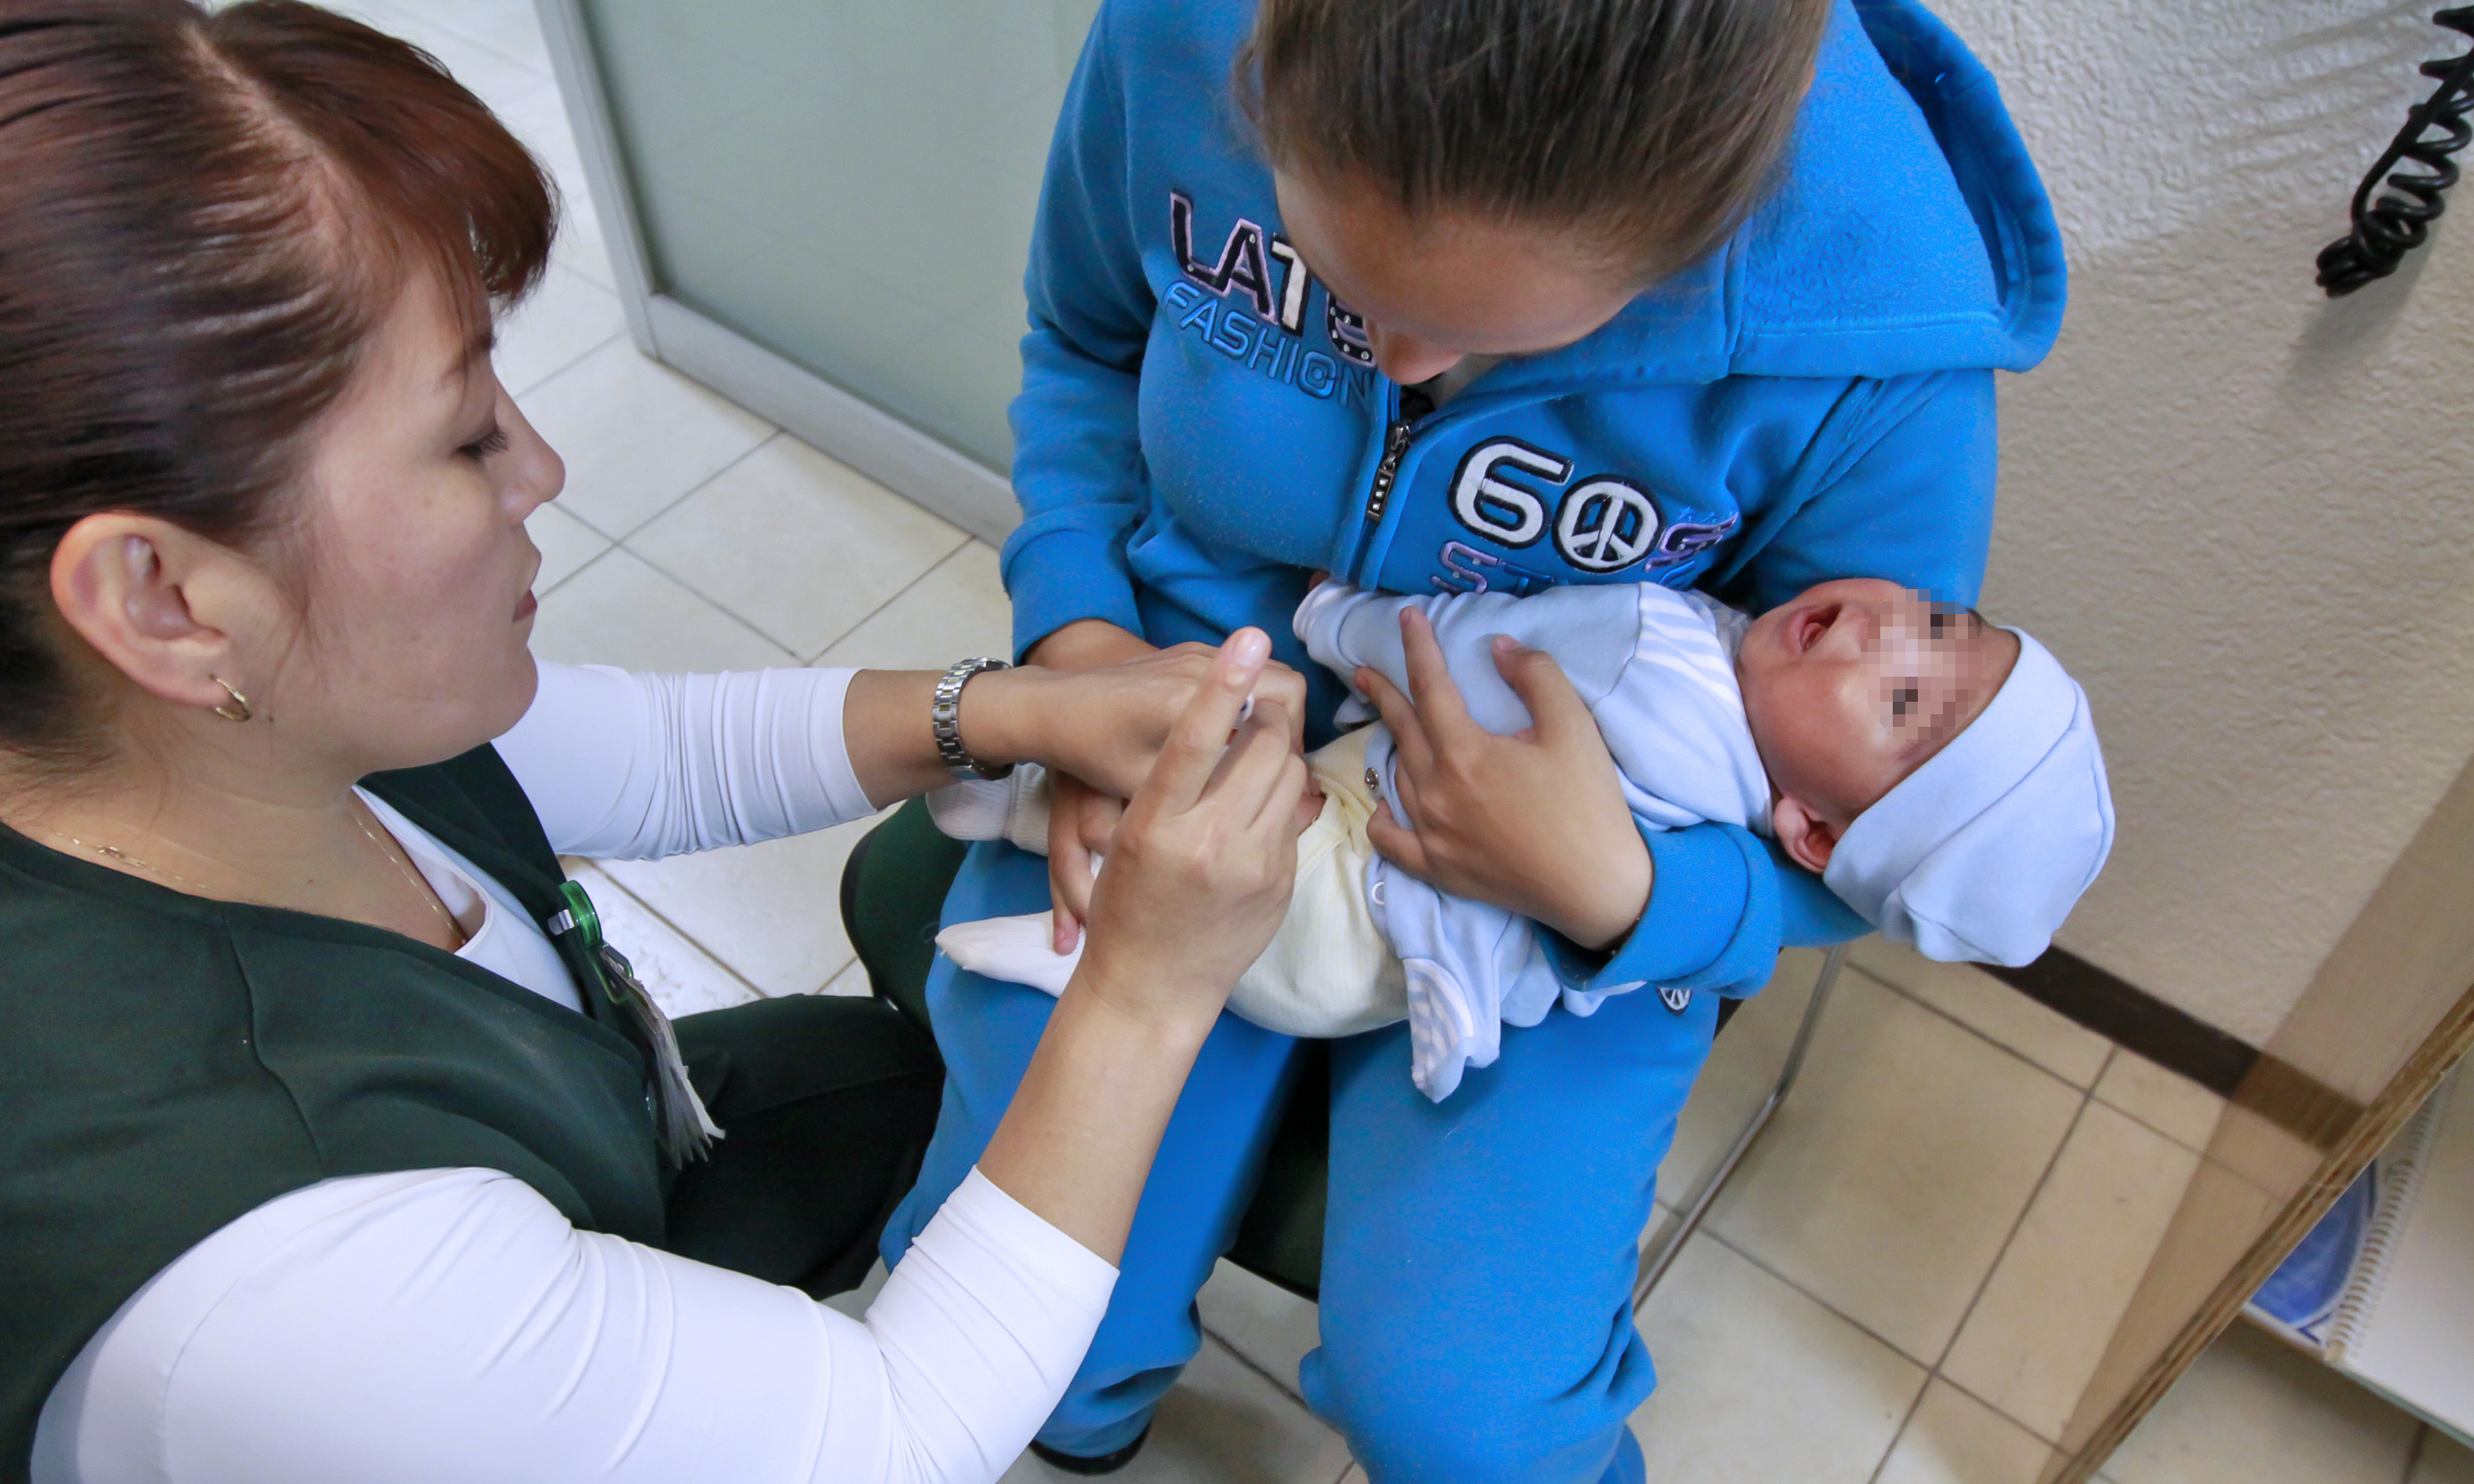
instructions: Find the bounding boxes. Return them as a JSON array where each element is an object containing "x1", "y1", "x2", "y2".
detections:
[{"x1": 30, "y1": 663, "x2": 1117, "y2": 1484}]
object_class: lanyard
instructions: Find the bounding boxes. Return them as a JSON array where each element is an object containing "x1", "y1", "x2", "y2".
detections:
[{"x1": 546, "y1": 879, "x2": 719, "y2": 1164}]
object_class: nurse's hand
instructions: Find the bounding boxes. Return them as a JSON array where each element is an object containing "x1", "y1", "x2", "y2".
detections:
[
  {"x1": 1359, "y1": 610, "x2": 1652, "y2": 953},
  {"x1": 1025, "y1": 620, "x2": 1308, "y2": 952},
  {"x1": 982, "y1": 629, "x2": 1307, "y2": 1262},
  {"x1": 1074, "y1": 627, "x2": 1308, "y2": 1015},
  {"x1": 1013, "y1": 642, "x2": 1304, "y2": 800}
]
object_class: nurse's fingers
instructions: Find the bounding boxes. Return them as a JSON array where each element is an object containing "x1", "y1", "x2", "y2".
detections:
[
  {"x1": 1048, "y1": 782, "x2": 1096, "y2": 954},
  {"x1": 1141, "y1": 628, "x2": 1272, "y2": 817},
  {"x1": 1203, "y1": 698, "x2": 1306, "y2": 830}
]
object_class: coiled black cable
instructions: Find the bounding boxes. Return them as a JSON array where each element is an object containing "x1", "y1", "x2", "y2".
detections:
[{"x1": 2318, "y1": 7, "x2": 2474, "y2": 295}]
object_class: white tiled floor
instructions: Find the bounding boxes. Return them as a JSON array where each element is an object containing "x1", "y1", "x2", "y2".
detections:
[{"x1": 375, "y1": 5, "x2": 2462, "y2": 1479}]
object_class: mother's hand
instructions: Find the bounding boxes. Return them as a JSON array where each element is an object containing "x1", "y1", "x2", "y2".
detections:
[{"x1": 1359, "y1": 610, "x2": 1651, "y2": 953}]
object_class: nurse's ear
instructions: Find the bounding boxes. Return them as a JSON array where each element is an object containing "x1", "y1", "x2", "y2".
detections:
[
  {"x1": 1770, "y1": 793, "x2": 1841, "y2": 875},
  {"x1": 47, "y1": 512, "x2": 279, "y2": 717}
]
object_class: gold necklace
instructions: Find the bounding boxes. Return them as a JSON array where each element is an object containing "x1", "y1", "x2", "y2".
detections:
[
  {"x1": 350, "y1": 802, "x2": 468, "y2": 949},
  {"x1": 42, "y1": 807, "x2": 468, "y2": 950},
  {"x1": 41, "y1": 828, "x2": 220, "y2": 894}
]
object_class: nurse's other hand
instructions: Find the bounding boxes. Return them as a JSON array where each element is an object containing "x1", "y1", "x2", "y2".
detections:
[
  {"x1": 1077, "y1": 629, "x2": 1307, "y2": 1024},
  {"x1": 1015, "y1": 636, "x2": 1308, "y2": 952},
  {"x1": 1360, "y1": 613, "x2": 1651, "y2": 953},
  {"x1": 1046, "y1": 772, "x2": 1120, "y2": 954}
]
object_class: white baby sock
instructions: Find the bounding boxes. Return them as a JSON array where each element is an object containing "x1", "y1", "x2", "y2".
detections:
[
  {"x1": 925, "y1": 762, "x2": 1054, "y2": 854},
  {"x1": 936, "y1": 911, "x2": 1085, "y2": 995}
]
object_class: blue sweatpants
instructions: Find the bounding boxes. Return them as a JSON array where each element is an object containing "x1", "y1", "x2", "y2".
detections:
[{"x1": 881, "y1": 840, "x2": 1709, "y2": 1483}]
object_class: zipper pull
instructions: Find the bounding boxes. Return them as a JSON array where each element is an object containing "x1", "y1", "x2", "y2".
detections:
[{"x1": 1364, "y1": 417, "x2": 1413, "y2": 525}]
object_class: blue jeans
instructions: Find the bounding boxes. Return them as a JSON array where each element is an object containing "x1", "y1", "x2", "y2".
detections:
[{"x1": 881, "y1": 841, "x2": 1709, "y2": 1483}]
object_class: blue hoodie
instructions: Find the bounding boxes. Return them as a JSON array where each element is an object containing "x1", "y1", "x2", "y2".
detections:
[{"x1": 1001, "y1": 0, "x2": 2065, "y2": 994}]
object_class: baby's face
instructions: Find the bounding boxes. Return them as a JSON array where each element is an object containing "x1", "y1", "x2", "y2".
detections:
[{"x1": 1738, "y1": 579, "x2": 2020, "y2": 830}]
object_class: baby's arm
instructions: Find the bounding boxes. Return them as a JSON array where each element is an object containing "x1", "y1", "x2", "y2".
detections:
[{"x1": 1294, "y1": 580, "x2": 1643, "y2": 737}]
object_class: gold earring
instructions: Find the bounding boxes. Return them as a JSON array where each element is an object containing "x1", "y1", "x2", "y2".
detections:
[{"x1": 210, "y1": 677, "x2": 252, "y2": 723}]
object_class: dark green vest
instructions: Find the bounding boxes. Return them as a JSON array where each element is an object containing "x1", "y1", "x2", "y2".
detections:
[{"x1": 0, "y1": 747, "x2": 668, "y2": 1483}]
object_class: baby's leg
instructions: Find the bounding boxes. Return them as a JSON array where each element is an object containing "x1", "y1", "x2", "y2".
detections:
[
  {"x1": 931, "y1": 731, "x2": 1409, "y2": 1037},
  {"x1": 925, "y1": 766, "x2": 1055, "y2": 854}
]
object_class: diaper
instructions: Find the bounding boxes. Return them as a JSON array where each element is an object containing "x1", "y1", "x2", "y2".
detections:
[{"x1": 1224, "y1": 726, "x2": 1405, "y2": 1038}]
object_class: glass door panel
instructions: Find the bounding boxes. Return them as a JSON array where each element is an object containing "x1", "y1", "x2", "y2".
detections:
[{"x1": 577, "y1": 0, "x2": 1102, "y2": 471}]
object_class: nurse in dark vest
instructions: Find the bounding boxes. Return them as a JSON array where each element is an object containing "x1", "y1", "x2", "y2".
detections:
[{"x1": 0, "y1": 5, "x2": 1317, "y2": 1481}]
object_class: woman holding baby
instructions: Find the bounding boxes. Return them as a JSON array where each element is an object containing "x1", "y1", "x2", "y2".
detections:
[
  {"x1": 0, "y1": 2, "x2": 2068, "y2": 1483},
  {"x1": 890, "y1": 0, "x2": 2069, "y2": 1479}
]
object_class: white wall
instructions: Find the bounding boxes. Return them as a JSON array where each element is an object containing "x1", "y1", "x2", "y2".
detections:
[{"x1": 1935, "y1": 0, "x2": 2474, "y2": 1041}]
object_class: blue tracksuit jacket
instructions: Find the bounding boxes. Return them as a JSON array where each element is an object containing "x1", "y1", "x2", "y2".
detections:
[{"x1": 999, "y1": 0, "x2": 2065, "y2": 997}]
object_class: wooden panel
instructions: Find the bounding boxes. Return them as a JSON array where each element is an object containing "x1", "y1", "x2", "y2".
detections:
[{"x1": 2046, "y1": 747, "x2": 2474, "y2": 1483}]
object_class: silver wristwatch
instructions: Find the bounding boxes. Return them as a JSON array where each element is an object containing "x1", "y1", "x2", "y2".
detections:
[{"x1": 932, "y1": 657, "x2": 1015, "y2": 781}]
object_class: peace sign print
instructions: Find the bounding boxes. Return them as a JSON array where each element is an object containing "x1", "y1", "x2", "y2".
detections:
[{"x1": 1554, "y1": 479, "x2": 1663, "y2": 572}]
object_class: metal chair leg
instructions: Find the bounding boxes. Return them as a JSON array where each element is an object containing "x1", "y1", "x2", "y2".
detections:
[{"x1": 1633, "y1": 944, "x2": 1849, "y2": 1305}]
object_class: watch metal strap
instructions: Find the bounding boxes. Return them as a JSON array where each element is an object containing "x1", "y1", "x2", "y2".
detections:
[{"x1": 933, "y1": 658, "x2": 1015, "y2": 781}]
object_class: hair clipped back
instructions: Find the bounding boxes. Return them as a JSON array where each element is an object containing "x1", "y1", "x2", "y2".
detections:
[
  {"x1": 0, "y1": 0, "x2": 554, "y2": 765},
  {"x1": 1240, "y1": 0, "x2": 1833, "y2": 283}
]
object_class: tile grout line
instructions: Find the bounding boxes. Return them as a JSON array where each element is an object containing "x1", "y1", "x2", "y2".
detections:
[
  {"x1": 1858, "y1": 964, "x2": 2232, "y2": 1158},
  {"x1": 536, "y1": 536, "x2": 614, "y2": 600},
  {"x1": 1691, "y1": 1225, "x2": 1941, "y2": 1378},
  {"x1": 1928, "y1": 1088, "x2": 2095, "y2": 1377},
  {"x1": 511, "y1": 346, "x2": 781, "y2": 545},
  {"x1": 1667, "y1": 1005, "x2": 2104, "y2": 1378},
  {"x1": 548, "y1": 537, "x2": 798, "y2": 666},
  {"x1": 2082, "y1": 1084, "x2": 2224, "y2": 1159},
  {"x1": 1845, "y1": 960, "x2": 2107, "y2": 1096},
  {"x1": 1199, "y1": 1323, "x2": 1313, "y2": 1411},
  {"x1": 802, "y1": 533, "x2": 980, "y2": 665},
  {"x1": 1860, "y1": 1381, "x2": 1934, "y2": 1484},
  {"x1": 1936, "y1": 1372, "x2": 2068, "y2": 1456},
  {"x1": 583, "y1": 423, "x2": 783, "y2": 547},
  {"x1": 562, "y1": 861, "x2": 767, "y2": 1003},
  {"x1": 504, "y1": 327, "x2": 627, "y2": 403}
]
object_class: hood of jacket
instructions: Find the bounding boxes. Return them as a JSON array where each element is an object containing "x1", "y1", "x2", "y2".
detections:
[{"x1": 1494, "y1": 0, "x2": 2066, "y2": 394}]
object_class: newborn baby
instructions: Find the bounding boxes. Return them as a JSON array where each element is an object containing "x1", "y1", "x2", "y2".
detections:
[{"x1": 934, "y1": 578, "x2": 2114, "y2": 1099}]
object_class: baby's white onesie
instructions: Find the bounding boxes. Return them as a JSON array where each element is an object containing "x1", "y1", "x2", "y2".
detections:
[{"x1": 1298, "y1": 581, "x2": 1769, "y2": 1096}]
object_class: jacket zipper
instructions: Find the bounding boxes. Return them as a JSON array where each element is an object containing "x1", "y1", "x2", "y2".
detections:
[{"x1": 1364, "y1": 416, "x2": 1413, "y2": 529}]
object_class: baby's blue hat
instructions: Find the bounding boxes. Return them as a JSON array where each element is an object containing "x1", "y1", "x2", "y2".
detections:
[{"x1": 1824, "y1": 629, "x2": 2114, "y2": 967}]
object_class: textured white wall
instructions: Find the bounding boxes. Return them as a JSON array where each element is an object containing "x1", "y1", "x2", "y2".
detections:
[{"x1": 1934, "y1": 0, "x2": 2474, "y2": 1041}]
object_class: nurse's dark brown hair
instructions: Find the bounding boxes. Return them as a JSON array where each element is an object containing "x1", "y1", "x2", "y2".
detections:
[
  {"x1": 0, "y1": 0, "x2": 553, "y2": 763},
  {"x1": 1238, "y1": 0, "x2": 1833, "y2": 284}
]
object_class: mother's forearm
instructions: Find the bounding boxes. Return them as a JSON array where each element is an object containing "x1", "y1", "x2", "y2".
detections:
[
  {"x1": 1552, "y1": 822, "x2": 1787, "y2": 995},
  {"x1": 1025, "y1": 618, "x2": 1157, "y2": 671},
  {"x1": 1539, "y1": 828, "x2": 1654, "y2": 953}
]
